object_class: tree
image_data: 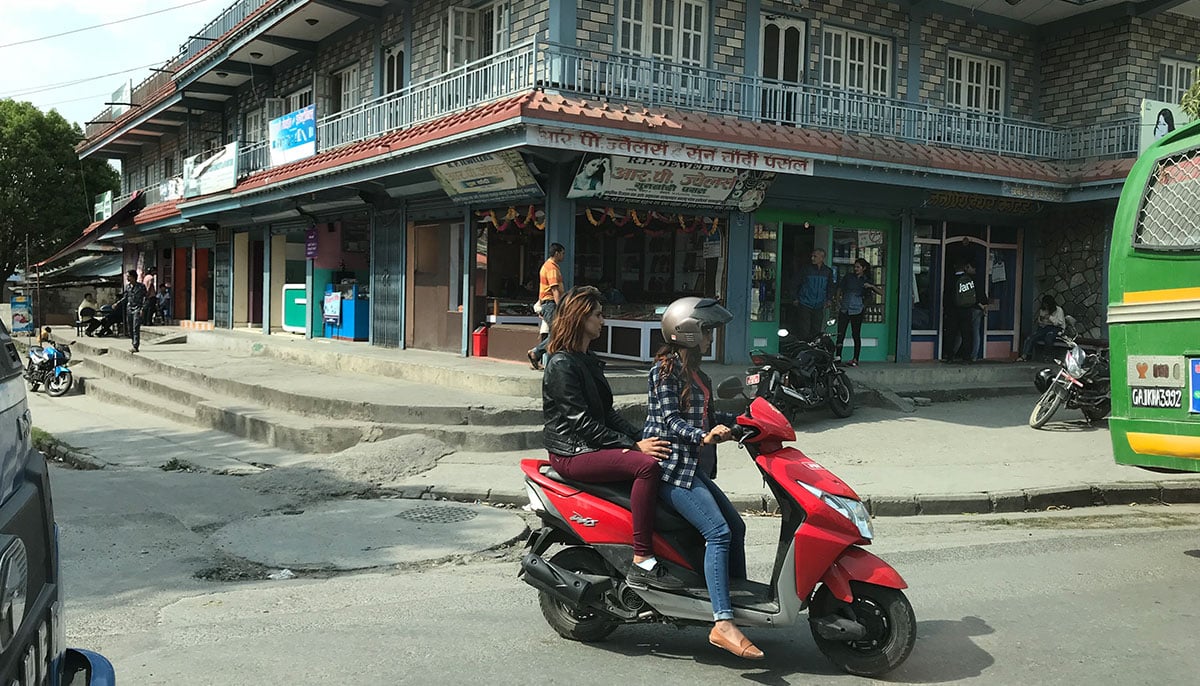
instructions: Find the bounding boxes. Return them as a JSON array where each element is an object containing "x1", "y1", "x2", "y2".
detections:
[
  {"x1": 1182, "y1": 80, "x2": 1200, "y2": 121},
  {"x1": 0, "y1": 99, "x2": 119, "y2": 285}
]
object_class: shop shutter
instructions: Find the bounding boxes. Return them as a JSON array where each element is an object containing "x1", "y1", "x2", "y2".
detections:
[
  {"x1": 213, "y1": 240, "x2": 232, "y2": 329},
  {"x1": 372, "y1": 208, "x2": 405, "y2": 348}
]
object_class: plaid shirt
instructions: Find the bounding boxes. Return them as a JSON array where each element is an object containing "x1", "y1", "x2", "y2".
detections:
[{"x1": 643, "y1": 357, "x2": 735, "y2": 489}]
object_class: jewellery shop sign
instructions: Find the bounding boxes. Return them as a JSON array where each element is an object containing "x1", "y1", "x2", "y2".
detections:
[{"x1": 567, "y1": 154, "x2": 775, "y2": 212}]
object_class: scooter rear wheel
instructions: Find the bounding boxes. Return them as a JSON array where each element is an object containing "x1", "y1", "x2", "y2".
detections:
[
  {"x1": 809, "y1": 582, "x2": 916, "y2": 677},
  {"x1": 538, "y1": 547, "x2": 619, "y2": 642}
]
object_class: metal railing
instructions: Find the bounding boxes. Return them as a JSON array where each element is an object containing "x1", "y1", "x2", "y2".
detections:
[
  {"x1": 176, "y1": 0, "x2": 272, "y2": 68},
  {"x1": 114, "y1": 175, "x2": 185, "y2": 209}
]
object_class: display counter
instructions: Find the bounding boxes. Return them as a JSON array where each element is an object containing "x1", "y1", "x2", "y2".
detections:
[
  {"x1": 282, "y1": 284, "x2": 307, "y2": 334},
  {"x1": 592, "y1": 317, "x2": 715, "y2": 362},
  {"x1": 323, "y1": 283, "x2": 369, "y2": 341}
]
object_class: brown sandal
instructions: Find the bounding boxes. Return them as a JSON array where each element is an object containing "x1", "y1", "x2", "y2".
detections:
[{"x1": 709, "y1": 626, "x2": 764, "y2": 659}]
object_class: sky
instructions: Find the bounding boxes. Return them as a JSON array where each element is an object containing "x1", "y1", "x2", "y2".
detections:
[{"x1": 0, "y1": 0, "x2": 231, "y2": 130}]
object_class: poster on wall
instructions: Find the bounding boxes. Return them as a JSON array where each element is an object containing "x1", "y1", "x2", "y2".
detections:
[
  {"x1": 432, "y1": 150, "x2": 544, "y2": 205},
  {"x1": 566, "y1": 155, "x2": 775, "y2": 212},
  {"x1": 1139, "y1": 98, "x2": 1193, "y2": 154},
  {"x1": 269, "y1": 104, "x2": 317, "y2": 167},
  {"x1": 183, "y1": 142, "x2": 239, "y2": 198},
  {"x1": 322, "y1": 292, "x2": 341, "y2": 325},
  {"x1": 9, "y1": 295, "x2": 33, "y2": 335}
]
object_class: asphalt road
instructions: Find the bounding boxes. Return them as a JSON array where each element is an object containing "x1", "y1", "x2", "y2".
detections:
[{"x1": 51, "y1": 461, "x2": 1200, "y2": 686}]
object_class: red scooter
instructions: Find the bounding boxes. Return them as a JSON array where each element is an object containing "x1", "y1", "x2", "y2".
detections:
[{"x1": 518, "y1": 379, "x2": 916, "y2": 676}]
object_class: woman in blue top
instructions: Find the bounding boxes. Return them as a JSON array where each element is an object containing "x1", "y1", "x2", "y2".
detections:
[
  {"x1": 835, "y1": 258, "x2": 883, "y2": 367},
  {"x1": 644, "y1": 297, "x2": 762, "y2": 660}
]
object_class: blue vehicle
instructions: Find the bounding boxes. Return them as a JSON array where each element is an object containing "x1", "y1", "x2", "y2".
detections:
[
  {"x1": 1, "y1": 320, "x2": 115, "y2": 683},
  {"x1": 24, "y1": 335, "x2": 73, "y2": 398}
]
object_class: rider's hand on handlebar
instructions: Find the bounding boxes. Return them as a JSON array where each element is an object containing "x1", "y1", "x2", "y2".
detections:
[
  {"x1": 703, "y1": 425, "x2": 733, "y2": 445},
  {"x1": 630, "y1": 437, "x2": 670, "y2": 460}
]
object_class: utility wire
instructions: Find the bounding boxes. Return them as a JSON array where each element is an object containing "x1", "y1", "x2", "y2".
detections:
[
  {"x1": 1, "y1": 61, "x2": 165, "y2": 98},
  {"x1": 0, "y1": 0, "x2": 217, "y2": 49}
]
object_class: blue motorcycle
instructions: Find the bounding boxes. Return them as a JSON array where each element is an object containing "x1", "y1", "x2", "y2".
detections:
[{"x1": 25, "y1": 338, "x2": 74, "y2": 397}]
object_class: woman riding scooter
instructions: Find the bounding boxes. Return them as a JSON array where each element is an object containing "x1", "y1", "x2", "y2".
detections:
[
  {"x1": 541, "y1": 286, "x2": 678, "y2": 589},
  {"x1": 645, "y1": 297, "x2": 760, "y2": 660}
]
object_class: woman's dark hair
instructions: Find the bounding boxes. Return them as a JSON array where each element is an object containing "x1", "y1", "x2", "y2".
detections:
[
  {"x1": 854, "y1": 258, "x2": 872, "y2": 279},
  {"x1": 654, "y1": 343, "x2": 702, "y2": 414},
  {"x1": 1041, "y1": 294, "x2": 1057, "y2": 310},
  {"x1": 546, "y1": 286, "x2": 603, "y2": 355},
  {"x1": 1158, "y1": 108, "x2": 1176, "y2": 132}
]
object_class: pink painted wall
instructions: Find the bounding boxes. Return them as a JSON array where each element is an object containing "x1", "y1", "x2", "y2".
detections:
[{"x1": 314, "y1": 222, "x2": 369, "y2": 271}]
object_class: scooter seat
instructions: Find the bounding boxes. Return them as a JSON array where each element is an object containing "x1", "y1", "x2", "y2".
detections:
[{"x1": 541, "y1": 466, "x2": 694, "y2": 532}]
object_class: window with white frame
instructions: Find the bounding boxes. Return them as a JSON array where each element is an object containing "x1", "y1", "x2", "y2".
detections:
[
  {"x1": 1159, "y1": 57, "x2": 1196, "y2": 104},
  {"x1": 947, "y1": 51, "x2": 1004, "y2": 114},
  {"x1": 619, "y1": 0, "x2": 706, "y2": 67},
  {"x1": 244, "y1": 108, "x2": 264, "y2": 143},
  {"x1": 445, "y1": 3, "x2": 509, "y2": 70},
  {"x1": 286, "y1": 87, "x2": 313, "y2": 113},
  {"x1": 821, "y1": 27, "x2": 891, "y2": 96},
  {"x1": 333, "y1": 64, "x2": 361, "y2": 113},
  {"x1": 383, "y1": 43, "x2": 405, "y2": 95}
]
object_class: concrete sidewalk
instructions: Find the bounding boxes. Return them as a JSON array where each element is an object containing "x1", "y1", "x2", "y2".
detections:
[{"x1": 31, "y1": 387, "x2": 1200, "y2": 517}]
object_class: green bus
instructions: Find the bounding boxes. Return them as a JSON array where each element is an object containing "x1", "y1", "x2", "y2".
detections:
[{"x1": 1108, "y1": 119, "x2": 1200, "y2": 472}]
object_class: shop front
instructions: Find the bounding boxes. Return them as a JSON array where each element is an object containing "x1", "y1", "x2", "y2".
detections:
[
  {"x1": 749, "y1": 210, "x2": 899, "y2": 362},
  {"x1": 308, "y1": 215, "x2": 371, "y2": 341}
]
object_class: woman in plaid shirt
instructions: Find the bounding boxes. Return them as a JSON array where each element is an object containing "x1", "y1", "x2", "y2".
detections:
[{"x1": 645, "y1": 297, "x2": 761, "y2": 660}]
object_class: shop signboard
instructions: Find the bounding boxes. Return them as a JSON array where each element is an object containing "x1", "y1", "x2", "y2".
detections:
[
  {"x1": 567, "y1": 155, "x2": 774, "y2": 211},
  {"x1": 161, "y1": 176, "x2": 185, "y2": 202},
  {"x1": 305, "y1": 228, "x2": 318, "y2": 259},
  {"x1": 1139, "y1": 98, "x2": 1192, "y2": 155},
  {"x1": 432, "y1": 151, "x2": 544, "y2": 205},
  {"x1": 269, "y1": 104, "x2": 317, "y2": 167},
  {"x1": 183, "y1": 142, "x2": 239, "y2": 198},
  {"x1": 9, "y1": 295, "x2": 33, "y2": 335},
  {"x1": 92, "y1": 191, "x2": 113, "y2": 222}
]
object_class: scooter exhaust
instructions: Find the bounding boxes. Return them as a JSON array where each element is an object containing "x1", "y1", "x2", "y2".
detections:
[{"x1": 519, "y1": 553, "x2": 612, "y2": 609}]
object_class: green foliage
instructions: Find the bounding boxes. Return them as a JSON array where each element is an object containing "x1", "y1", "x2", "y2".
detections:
[
  {"x1": 0, "y1": 99, "x2": 119, "y2": 283},
  {"x1": 1182, "y1": 80, "x2": 1200, "y2": 121}
]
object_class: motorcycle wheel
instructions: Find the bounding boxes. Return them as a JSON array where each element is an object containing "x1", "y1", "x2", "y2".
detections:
[
  {"x1": 809, "y1": 581, "x2": 916, "y2": 677},
  {"x1": 1029, "y1": 384, "x2": 1067, "y2": 429},
  {"x1": 1082, "y1": 399, "x2": 1110, "y2": 424},
  {"x1": 828, "y1": 372, "x2": 854, "y2": 418},
  {"x1": 538, "y1": 547, "x2": 619, "y2": 642},
  {"x1": 46, "y1": 372, "x2": 73, "y2": 398}
]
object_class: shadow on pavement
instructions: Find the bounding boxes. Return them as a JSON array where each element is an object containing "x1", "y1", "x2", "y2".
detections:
[{"x1": 885, "y1": 616, "x2": 996, "y2": 683}]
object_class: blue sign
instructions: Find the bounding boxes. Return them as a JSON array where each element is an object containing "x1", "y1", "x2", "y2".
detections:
[
  {"x1": 269, "y1": 104, "x2": 317, "y2": 167},
  {"x1": 9, "y1": 295, "x2": 33, "y2": 335},
  {"x1": 1190, "y1": 358, "x2": 1200, "y2": 413}
]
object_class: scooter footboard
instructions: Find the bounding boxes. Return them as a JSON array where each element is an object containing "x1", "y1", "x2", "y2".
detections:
[{"x1": 818, "y1": 546, "x2": 907, "y2": 603}]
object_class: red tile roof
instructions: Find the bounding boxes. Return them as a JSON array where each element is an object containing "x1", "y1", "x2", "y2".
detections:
[
  {"x1": 133, "y1": 200, "x2": 182, "y2": 226},
  {"x1": 523, "y1": 93, "x2": 1132, "y2": 185}
]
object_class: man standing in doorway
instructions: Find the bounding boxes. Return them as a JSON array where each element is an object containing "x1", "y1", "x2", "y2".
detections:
[
  {"x1": 792, "y1": 248, "x2": 835, "y2": 340},
  {"x1": 119, "y1": 269, "x2": 149, "y2": 353},
  {"x1": 944, "y1": 260, "x2": 986, "y2": 362},
  {"x1": 528, "y1": 242, "x2": 566, "y2": 370}
]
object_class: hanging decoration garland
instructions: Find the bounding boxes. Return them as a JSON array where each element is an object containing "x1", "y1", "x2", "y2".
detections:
[
  {"x1": 582, "y1": 206, "x2": 719, "y2": 238},
  {"x1": 476, "y1": 205, "x2": 547, "y2": 233}
]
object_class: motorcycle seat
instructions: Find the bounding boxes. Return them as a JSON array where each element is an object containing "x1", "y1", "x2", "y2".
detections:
[{"x1": 540, "y1": 466, "x2": 695, "y2": 532}]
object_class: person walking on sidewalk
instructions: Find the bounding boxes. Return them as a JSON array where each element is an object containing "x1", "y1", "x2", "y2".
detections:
[
  {"x1": 541, "y1": 286, "x2": 679, "y2": 590},
  {"x1": 645, "y1": 296, "x2": 761, "y2": 660},
  {"x1": 118, "y1": 269, "x2": 149, "y2": 353},
  {"x1": 792, "y1": 249, "x2": 834, "y2": 340},
  {"x1": 834, "y1": 258, "x2": 882, "y2": 367},
  {"x1": 528, "y1": 242, "x2": 566, "y2": 370}
]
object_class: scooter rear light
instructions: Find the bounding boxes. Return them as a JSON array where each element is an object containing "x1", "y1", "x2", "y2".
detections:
[
  {"x1": 524, "y1": 483, "x2": 547, "y2": 512},
  {"x1": 751, "y1": 355, "x2": 766, "y2": 365}
]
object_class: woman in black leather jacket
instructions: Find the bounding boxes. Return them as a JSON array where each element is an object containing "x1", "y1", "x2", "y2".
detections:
[{"x1": 543, "y1": 286, "x2": 678, "y2": 590}]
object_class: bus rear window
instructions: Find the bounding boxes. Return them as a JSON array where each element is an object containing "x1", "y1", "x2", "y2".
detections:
[{"x1": 1135, "y1": 148, "x2": 1200, "y2": 250}]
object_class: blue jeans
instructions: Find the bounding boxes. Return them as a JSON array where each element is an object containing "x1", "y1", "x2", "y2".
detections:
[
  {"x1": 1022, "y1": 325, "x2": 1062, "y2": 358},
  {"x1": 659, "y1": 472, "x2": 746, "y2": 621}
]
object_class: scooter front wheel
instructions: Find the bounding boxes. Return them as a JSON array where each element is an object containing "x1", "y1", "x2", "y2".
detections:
[
  {"x1": 538, "y1": 547, "x2": 619, "y2": 643},
  {"x1": 46, "y1": 372, "x2": 73, "y2": 397},
  {"x1": 1029, "y1": 384, "x2": 1067, "y2": 429},
  {"x1": 809, "y1": 582, "x2": 916, "y2": 677}
]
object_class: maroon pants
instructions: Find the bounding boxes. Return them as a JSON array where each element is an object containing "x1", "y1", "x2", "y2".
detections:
[{"x1": 550, "y1": 449, "x2": 661, "y2": 557}]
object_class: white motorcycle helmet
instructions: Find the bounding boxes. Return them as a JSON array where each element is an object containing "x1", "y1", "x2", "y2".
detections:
[{"x1": 661, "y1": 297, "x2": 733, "y2": 349}]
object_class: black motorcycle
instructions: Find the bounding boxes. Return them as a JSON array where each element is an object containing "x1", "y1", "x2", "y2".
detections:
[
  {"x1": 745, "y1": 323, "x2": 854, "y2": 419},
  {"x1": 1029, "y1": 334, "x2": 1110, "y2": 429}
]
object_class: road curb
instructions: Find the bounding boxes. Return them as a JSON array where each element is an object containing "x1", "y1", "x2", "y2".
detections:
[
  {"x1": 411, "y1": 480, "x2": 1200, "y2": 517},
  {"x1": 31, "y1": 431, "x2": 106, "y2": 471}
]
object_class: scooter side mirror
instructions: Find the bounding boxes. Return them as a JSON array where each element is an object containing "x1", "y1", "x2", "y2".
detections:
[{"x1": 716, "y1": 376, "x2": 745, "y2": 400}]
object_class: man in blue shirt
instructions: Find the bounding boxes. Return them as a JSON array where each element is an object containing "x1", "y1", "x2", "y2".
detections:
[{"x1": 791, "y1": 248, "x2": 835, "y2": 340}]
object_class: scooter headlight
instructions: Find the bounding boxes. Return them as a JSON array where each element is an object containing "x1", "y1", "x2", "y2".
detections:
[{"x1": 798, "y1": 482, "x2": 873, "y2": 540}]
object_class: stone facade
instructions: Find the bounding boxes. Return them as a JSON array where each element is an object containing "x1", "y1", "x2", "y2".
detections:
[
  {"x1": 1040, "y1": 20, "x2": 1135, "y2": 126},
  {"x1": 1032, "y1": 207, "x2": 1114, "y2": 338}
]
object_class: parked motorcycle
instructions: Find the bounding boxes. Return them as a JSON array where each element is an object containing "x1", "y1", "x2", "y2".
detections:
[
  {"x1": 25, "y1": 338, "x2": 74, "y2": 397},
  {"x1": 518, "y1": 379, "x2": 915, "y2": 677},
  {"x1": 745, "y1": 322, "x2": 854, "y2": 419},
  {"x1": 1029, "y1": 334, "x2": 1109, "y2": 429}
]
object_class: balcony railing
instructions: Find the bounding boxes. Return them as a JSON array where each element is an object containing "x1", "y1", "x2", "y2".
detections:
[
  {"x1": 176, "y1": 0, "x2": 272, "y2": 70},
  {"x1": 114, "y1": 176, "x2": 184, "y2": 210}
]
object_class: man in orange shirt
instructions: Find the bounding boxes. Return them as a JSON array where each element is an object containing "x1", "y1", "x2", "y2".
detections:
[{"x1": 528, "y1": 242, "x2": 566, "y2": 370}]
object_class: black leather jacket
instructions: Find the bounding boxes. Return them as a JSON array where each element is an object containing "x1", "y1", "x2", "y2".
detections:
[{"x1": 543, "y1": 351, "x2": 641, "y2": 456}]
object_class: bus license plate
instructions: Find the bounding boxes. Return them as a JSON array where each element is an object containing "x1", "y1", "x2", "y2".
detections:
[
  {"x1": 745, "y1": 373, "x2": 761, "y2": 386},
  {"x1": 1131, "y1": 387, "x2": 1182, "y2": 409}
]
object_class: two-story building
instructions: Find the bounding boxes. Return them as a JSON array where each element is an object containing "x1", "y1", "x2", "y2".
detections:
[{"x1": 65, "y1": 0, "x2": 1199, "y2": 364}]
